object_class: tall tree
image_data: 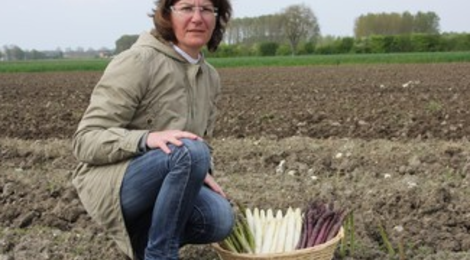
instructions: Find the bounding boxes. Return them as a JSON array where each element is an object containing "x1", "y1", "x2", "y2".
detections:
[
  {"x1": 115, "y1": 35, "x2": 139, "y2": 54},
  {"x1": 413, "y1": 11, "x2": 440, "y2": 34},
  {"x1": 225, "y1": 18, "x2": 243, "y2": 45},
  {"x1": 281, "y1": 4, "x2": 320, "y2": 55},
  {"x1": 226, "y1": 15, "x2": 284, "y2": 45},
  {"x1": 400, "y1": 11, "x2": 414, "y2": 34}
]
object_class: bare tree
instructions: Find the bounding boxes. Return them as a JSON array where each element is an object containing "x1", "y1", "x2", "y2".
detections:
[{"x1": 281, "y1": 4, "x2": 320, "y2": 55}]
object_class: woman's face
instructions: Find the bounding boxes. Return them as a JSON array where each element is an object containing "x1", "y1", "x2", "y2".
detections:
[{"x1": 170, "y1": 0, "x2": 217, "y2": 58}]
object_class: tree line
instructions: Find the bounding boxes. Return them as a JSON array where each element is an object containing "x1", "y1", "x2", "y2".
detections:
[
  {"x1": 315, "y1": 33, "x2": 470, "y2": 55},
  {"x1": 1, "y1": 45, "x2": 63, "y2": 61},
  {"x1": 2, "y1": 5, "x2": 469, "y2": 61},
  {"x1": 0, "y1": 46, "x2": 113, "y2": 61},
  {"x1": 210, "y1": 8, "x2": 470, "y2": 57},
  {"x1": 354, "y1": 11, "x2": 440, "y2": 37}
]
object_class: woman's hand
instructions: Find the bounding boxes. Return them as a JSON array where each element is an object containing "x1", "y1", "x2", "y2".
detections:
[
  {"x1": 146, "y1": 130, "x2": 226, "y2": 197},
  {"x1": 146, "y1": 130, "x2": 201, "y2": 154},
  {"x1": 204, "y1": 174, "x2": 227, "y2": 198}
]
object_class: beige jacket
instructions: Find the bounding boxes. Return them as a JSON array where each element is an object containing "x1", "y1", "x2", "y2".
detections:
[{"x1": 72, "y1": 31, "x2": 221, "y2": 258}]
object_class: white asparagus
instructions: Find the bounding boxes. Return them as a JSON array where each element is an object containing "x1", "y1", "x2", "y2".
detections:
[
  {"x1": 292, "y1": 209, "x2": 303, "y2": 250},
  {"x1": 275, "y1": 211, "x2": 287, "y2": 253},
  {"x1": 260, "y1": 218, "x2": 276, "y2": 253},
  {"x1": 260, "y1": 209, "x2": 266, "y2": 222},
  {"x1": 237, "y1": 207, "x2": 306, "y2": 254},
  {"x1": 270, "y1": 218, "x2": 281, "y2": 253},
  {"x1": 252, "y1": 208, "x2": 261, "y2": 253},
  {"x1": 284, "y1": 209, "x2": 295, "y2": 252},
  {"x1": 267, "y1": 208, "x2": 274, "y2": 221},
  {"x1": 245, "y1": 208, "x2": 254, "y2": 237}
]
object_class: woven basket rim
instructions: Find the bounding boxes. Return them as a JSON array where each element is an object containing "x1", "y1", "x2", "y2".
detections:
[{"x1": 212, "y1": 226, "x2": 344, "y2": 259}]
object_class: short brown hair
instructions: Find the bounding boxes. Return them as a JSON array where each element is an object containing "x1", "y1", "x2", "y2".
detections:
[{"x1": 150, "y1": 0, "x2": 232, "y2": 52}]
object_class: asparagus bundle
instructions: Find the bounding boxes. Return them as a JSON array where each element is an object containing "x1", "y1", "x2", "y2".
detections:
[
  {"x1": 220, "y1": 200, "x2": 347, "y2": 254},
  {"x1": 220, "y1": 205, "x2": 302, "y2": 254},
  {"x1": 296, "y1": 200, "x2": 348, "y2": 249}
]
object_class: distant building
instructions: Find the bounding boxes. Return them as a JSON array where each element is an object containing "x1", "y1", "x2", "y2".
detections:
[{"x1": 99, "y1": 50, "x2": 113, "y2": 58}]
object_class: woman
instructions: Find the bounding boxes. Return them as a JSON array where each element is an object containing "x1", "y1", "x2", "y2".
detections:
[{"x1": 71, "y1": 0, "x2": 234, "y2": 259}]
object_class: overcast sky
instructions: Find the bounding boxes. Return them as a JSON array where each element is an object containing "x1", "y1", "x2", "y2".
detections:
[{"x1": 1, "y1": 0, "x2": 469, "y2": 50}]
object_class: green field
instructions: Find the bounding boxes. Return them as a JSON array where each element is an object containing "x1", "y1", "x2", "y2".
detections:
[{"x1": 1, "y1": 52, "x2": 470, "y2": 73}]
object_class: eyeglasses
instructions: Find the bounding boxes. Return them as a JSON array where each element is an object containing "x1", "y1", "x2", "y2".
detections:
[{"x1": 170, "y1": 5, "x2": 218, "y2": 18}]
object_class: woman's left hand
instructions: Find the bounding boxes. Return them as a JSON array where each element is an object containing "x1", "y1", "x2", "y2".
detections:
[{"x1": 204, "y1": 174, "x2": 227, "y2": 198}]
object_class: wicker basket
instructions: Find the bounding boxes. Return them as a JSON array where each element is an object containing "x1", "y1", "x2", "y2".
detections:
[{"x1": 212, "y1": 227, "x2": 344, "y2": 260}]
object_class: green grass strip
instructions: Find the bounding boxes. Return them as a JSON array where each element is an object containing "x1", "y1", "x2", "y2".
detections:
[
  {"x1": 1, "y1": 51, "x2": 469, "y2": 73},
  {"x1": 209, "y1": 51, "x2": 470, "y2": 68},
  {"x1": 0, "y1": 59, "x2": 110, "y2": 73}
]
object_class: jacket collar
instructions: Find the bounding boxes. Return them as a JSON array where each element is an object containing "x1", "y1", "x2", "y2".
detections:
[
  {"x1": 171, "y1": 43, "x2": 201, "y2": 64},
  {"x1": 133, "y1": 31, "x2": 205, "y2": 65}
]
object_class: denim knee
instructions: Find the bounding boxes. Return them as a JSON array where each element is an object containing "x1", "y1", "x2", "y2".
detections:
[
  {"x1": 180, "y1": 139, "x2": 210, "y2": 161},
  {"x1": 179, "y1": 139, "x2": 210, "y2": 157},
  {"x1": 170, "y1": 139, "x2": 211, "y2": 177},
  {"x1": 182, "y1": 188, "x2": 235, "y2": 245},
  {"x1": 214, "y1": 198, "x2": 235, "y2": 240}
]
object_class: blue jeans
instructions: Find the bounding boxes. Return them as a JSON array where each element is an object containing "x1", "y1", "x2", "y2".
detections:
[{"x1": 120, "y1": 139, "x2": 234, "y2": 260}]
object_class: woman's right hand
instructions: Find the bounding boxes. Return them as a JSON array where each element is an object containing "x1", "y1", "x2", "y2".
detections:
[{"x1": 146, "y1": 130, "x2": 202, "y2": 154}]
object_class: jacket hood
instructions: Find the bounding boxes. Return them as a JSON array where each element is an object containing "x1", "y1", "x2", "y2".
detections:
[{"x1": 132, "y1": 31, "x2": 187, "y2": 63}]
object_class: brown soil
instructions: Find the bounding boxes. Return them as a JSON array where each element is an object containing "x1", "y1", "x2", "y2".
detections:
[{"x1": 1, "y1": 63, "x2": 470, "y2": 260}]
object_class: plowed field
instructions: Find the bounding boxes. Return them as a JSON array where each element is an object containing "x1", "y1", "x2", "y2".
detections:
[{"x1": 1, "y1": 63, "x2": 470, "y2": 260}]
